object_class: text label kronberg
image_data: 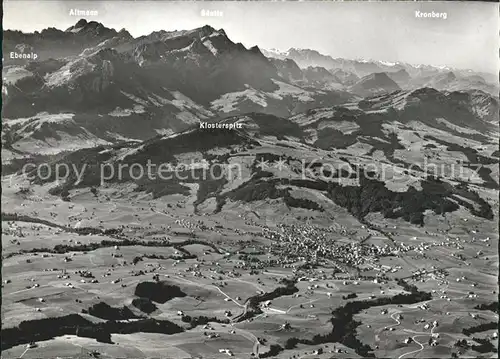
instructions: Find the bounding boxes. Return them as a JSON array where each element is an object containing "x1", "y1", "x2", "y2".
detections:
[{"x1": 415, "y1": 11, "x2": 447, "y2": 19}]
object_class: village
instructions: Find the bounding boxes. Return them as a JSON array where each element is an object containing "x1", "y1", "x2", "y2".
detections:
[{"x1": 2, "y1": 196, "x2": 498, "y2": 359}]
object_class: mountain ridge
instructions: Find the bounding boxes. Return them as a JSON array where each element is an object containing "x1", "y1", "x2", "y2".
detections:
[{"x1": 2, "y1": 19, "x2": 499, "y2": 158}]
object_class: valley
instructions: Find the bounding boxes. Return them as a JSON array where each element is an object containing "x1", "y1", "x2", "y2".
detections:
[{"x1": 2, "y1": 11, "x2": 499, "y2": 359}]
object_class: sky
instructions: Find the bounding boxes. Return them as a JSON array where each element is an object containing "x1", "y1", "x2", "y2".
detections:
[{"x1": 3, "y1": 1, "x2": 499, "y2": 73}]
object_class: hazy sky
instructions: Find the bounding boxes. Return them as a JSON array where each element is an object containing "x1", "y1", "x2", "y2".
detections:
[{"x1": 4, "y1": 1, "x2": 499, "y2": 73}]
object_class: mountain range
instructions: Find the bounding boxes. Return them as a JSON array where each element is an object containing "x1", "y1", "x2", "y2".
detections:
[
  {"x1": 262, "y1": 47, "x2": 499, "y2": 85},
  {"x1": 2, "y1": 20, "x2": 499, "y2": 180},
  {"x1": 2, "y1": 18, "x2": 499, "y2": 359}
]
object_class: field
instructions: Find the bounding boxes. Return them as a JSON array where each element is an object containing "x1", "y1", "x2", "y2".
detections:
[{"x1": 2, "y1": 167, "x2": 499, "y2": 359}]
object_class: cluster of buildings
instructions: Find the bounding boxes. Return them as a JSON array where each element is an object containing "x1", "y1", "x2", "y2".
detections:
[{"x1": 257, "y1": 224, "x2": 410, "y2": 272}]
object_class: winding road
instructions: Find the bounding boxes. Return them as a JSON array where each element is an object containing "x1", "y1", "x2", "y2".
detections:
[
  {"x1": 398, "y1": 335, "x2": 425, "y2": 359},
  {"x1": 172, "y1": 275, "x2": 261, "y2": 356}
]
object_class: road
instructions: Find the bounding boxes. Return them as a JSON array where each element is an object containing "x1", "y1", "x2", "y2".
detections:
[
  {"x1": 19, "y1": 347, "x2": 30, "y2": 358},
  {"x1": 172, "y1": 275, "x2": 245, "y2": 309},
  {"x1": 286, "y1": 299, "x2": 319, "y2": 314},
  {"x1": 152, "y1": 208, "x2": 177, "y2": 220},
  {"x1": 166, "y1": 275, "x2": 261, "y2": 356},
  {"x1": 381, "y1": 308, "x2": 428, "y2": 359},
  {"x1": 383, "y1": 293, "x2": 474, "y2": 359},
  {"x1": 398, "y1": 335, "x2": 425, "y2": 359},
  {"x1": 233, "y1": 278, "x2": 265, "y2": 293},
  {"x1": 234, "y1": 328, "x2": 260, "y2": 357}
]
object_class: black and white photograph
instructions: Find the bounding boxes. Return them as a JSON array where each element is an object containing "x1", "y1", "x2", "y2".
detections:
[{"x1": 1, "y1": 1, "x2": 499, "y2": 358}]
